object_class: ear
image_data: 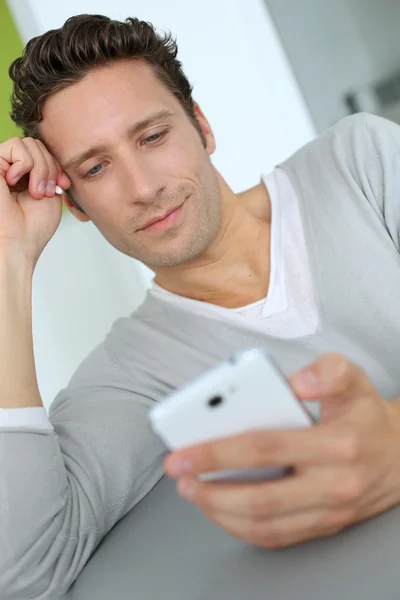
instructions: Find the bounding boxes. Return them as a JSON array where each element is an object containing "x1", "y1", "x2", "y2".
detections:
[
  {"x1": 193, "y1": 103, "x2": 216, "y2": 155},
  {"x1": 62, "y1": 191, "x2": 91, "y2": 222}
]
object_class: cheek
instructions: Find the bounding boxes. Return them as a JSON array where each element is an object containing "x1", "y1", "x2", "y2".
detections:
[
  {"x1": 72, "y1": 183, "x2": 121, "y2": 232},
  {"x1": 73, "y1": 172, "x2": 123, "y2": 216},
  {"x1": 156, "y1": 139, "x2": 208, "y2": 180}
]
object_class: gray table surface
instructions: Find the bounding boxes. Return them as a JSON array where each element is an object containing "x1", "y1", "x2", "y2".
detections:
[{"x1": 63, "y1": 475, "x2": 400, "y2": 600}]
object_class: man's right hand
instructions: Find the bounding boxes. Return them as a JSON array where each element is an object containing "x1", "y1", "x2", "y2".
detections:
[{"x1": 0, "y1": 136, "x2": 71, "y2": 269}]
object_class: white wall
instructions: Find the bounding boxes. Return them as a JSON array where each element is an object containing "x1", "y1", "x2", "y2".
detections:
[{"x1": 7, "y1": 0, "x2": 316, "y2": 408}]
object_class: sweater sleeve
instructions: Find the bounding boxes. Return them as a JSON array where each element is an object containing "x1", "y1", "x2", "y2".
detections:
[
  {"x1": 360, "y1": 112, "x2": 400, "y2": 253},
  {"x1": 0, "y1": 344, "x2": 165, "y2": 599}
]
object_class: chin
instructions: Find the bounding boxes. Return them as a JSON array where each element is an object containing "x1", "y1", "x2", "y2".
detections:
[{"x1": 142, "y1": 234, "x2": 208, "y2": 268}]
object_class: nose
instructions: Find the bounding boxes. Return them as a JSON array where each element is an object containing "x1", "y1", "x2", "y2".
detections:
[{"x1": 119, "y1": 152, "x2": 165, "y2": 205}]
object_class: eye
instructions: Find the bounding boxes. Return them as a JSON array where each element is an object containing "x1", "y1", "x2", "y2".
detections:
[
  {"x1": 146, "y1": 133, "x2": 160, "y2": 143},
  {"x1": 141, "y1": 129, "x2": 168, "y2": 146},
  {"x1": 86, "y1": 163, "x2": 104, "y2": 177}
]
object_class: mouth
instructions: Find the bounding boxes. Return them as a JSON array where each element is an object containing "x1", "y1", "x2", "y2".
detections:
[{"x1": 138, "y1": 202, "x2": 185, "y2": 233}]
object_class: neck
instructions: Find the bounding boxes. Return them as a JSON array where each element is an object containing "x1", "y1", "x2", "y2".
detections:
[{"x1": 151, "y1": 174, "x2": 272, "y2": 308}]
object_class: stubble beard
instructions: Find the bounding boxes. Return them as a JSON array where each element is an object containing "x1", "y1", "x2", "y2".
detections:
[{"x1": 136, "y1": 174, "x2": 222, "y2": 268}]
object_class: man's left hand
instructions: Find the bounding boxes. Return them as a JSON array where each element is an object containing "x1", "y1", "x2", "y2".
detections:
[{"x1": 164, "y1": 353, "x2": 400, "y2": 548}]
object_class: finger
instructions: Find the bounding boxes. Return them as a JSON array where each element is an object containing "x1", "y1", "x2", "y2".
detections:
[
  {"x1": 178, "y1": 462, "x2": 365, "y2": 519},
  {"x1": 0, "y1": 176, "x2": 15, "y2": 208},
  {"x1": 289, "y1": 353, "x2": 375, "y2": 401},
  {"x1": 21, "y1": 138, "x2": 51, "y2": 199},
  {"x1": 36, "y1": 139, "x2": 71, "y2": 192},
  {"x1": 56, "y1": 171, "x2": 71, "y2": 191},
  {"x1": 0, "y1": 156, "x2": 11, "y2": 179},
  {"x1": 31, "y1": 139, "x2": 57, "y2": 197},
  {"x1": 0, "y1": 137, "x2": 34, "y2": 188},
  {"x1": 201, "y1": 505, "x2": 349, "y2": 549},
  {"x1": 177, "y1": 471, "x2": 323, "y2": 519},
  {"x1": 164, "y1": 422, "x2": 354, "y2": 476}
]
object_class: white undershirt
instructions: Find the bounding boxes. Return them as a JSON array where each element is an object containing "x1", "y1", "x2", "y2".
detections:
[
  {"x1": 150, "y1": 168, "x2": 318, "y2": 338},
  {"x1": 0, "y1": 167, "x2": 318, "y2": 429}
]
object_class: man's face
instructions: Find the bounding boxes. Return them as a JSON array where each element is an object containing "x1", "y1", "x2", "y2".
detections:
[{"x1": 40, "y1": 59, "x2": 222, "y2": 268}]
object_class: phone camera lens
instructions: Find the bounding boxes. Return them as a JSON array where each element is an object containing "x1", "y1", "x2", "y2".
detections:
[{"x1": 208, "y1": 395, "x2": 223, "y2": 408}]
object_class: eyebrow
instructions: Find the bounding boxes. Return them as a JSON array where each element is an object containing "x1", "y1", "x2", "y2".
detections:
[{"x1": 63, "y1": 109, "x2": 174, "y2": 171}]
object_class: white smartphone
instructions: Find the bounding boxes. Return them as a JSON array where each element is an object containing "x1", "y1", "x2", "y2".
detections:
[{"x1": 149, "y1": 348, "x2": 316, "y2": 482}]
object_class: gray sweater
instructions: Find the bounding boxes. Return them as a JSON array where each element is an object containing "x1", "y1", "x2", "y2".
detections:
[{"x1": 2, "y1": 112, "x2": 400, "y2": 599}]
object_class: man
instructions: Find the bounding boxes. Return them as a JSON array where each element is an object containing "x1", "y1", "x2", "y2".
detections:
[{"x1": 1, "y1": 12, "x2": 400, "y2": 599}]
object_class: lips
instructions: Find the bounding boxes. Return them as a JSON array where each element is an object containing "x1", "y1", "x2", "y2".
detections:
[{"x1": 139, "y1": 204, "x2": 182, "y2": 230}]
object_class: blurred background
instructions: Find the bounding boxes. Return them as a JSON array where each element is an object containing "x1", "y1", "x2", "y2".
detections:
[
  {"x1": 1, "y1": 0, "x2": 396, "y2": 408},
  {"x1": 265, "y1": 0, "x2": 400, "y2": 131}
]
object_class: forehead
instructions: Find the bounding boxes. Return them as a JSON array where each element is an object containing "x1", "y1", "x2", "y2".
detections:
[{"x1": 40, "y1": 59, "x2": 181, "y2": 161}]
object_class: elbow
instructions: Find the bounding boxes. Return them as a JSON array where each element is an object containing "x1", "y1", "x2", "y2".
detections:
[{"x1": 0, "y1": 528, "x2": 101, "y2": 599}]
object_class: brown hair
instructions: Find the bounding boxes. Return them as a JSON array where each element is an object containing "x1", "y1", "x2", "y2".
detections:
[{"x1": 9, "y1": 14, "x2": 206, "y2": 144}]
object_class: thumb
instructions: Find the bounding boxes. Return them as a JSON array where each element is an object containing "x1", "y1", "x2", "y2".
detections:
[
  {"x1": 288, "y1": 354, "x2": 375, "y2": 422},
  {"x1": 0, "y1": 175, "x2": 16, "y2": 211}
]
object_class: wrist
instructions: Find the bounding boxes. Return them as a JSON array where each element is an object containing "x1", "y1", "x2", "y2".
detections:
[
  {"x1": 0, "y1": 254, "x2": 34, "y2": 287},
  {"x1": 0, "y1": 256, "x2": 33, "y2": 338}
]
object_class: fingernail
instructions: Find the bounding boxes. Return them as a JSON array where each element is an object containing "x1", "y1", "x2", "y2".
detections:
[
  {"x1": 46, "y1": 180, "x2": 56, "y2": 196},
  {"x1": 166, "y1": 456, "x2": 193, "y2": 476},
  {"x1": 178, "y1": 479, "x2": 196, "y2": 500},
  {"x1": 293, "y1": 369, "x2": 319, "y2": 391},
  {"x1": 37, "y1": 181, "x2": 46, "y2": 195},
  {"x1": 55, "y1": 186, "x2": 63, "y2": 195}
]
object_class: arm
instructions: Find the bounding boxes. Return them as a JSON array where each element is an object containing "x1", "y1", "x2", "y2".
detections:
[
  {"x1": 0, "y1": 252, "x2": 165, "y2": 598},
  {"x1": 365, "y1": 113, "x2": 400, "y2": 252},
  {"x1": 0, "y1": 258, "x2": 43, "y2": 408},
  {"x1": 1, "y1": 361, "x2": 165, "y2": 599},
  {"x1": 0, "y1": 137, "x2": 165, "y2": 598},
  {"x1": 351, "y1": 112, "x2": 400, "y2": 252}
]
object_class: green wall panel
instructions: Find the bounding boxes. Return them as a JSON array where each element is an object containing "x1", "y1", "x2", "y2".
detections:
[{"x1": 0, "y1": 0, "x2": 23, "y2": 142}]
